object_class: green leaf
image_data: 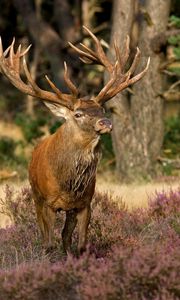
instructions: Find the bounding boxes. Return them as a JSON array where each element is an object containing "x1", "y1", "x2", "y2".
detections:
[
  {"x1": 170, "y1": 15, "x2": 180, "y2": 28},
  {"x1": 174, "y1": 47, "x2": 180, "y2": 60},
  {"x1": 168, "y1": 35, "x2": 180, "y2": 46}
]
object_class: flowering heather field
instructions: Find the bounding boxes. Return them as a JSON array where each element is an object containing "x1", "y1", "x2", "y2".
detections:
[{"x1": 0, "y1": 185, "x2": 180, "y2": 300}]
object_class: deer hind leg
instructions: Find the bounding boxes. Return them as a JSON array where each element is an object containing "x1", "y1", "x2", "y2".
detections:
[
  {"x1": 34, "y1": 200, "x2": 56, "y2": 249},
  {"x1": 77, "y1": 205, "x2": 91, "y2": 254},
  {"x1": 62, "y1": 210, "x2": 77, "y2": 254}
]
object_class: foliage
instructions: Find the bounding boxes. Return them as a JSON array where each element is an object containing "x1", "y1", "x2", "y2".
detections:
[
  {"x1": 169, "y1": 15, "x2": 180, "y2": 28},
  {"x1": 0, "y1": 137, "x2": 27, "y2": 177},
  {"x1": 0, "y1": 0, "x2": 179, "y2": 181},
  {"x1": 168, "y1": 37, "x2": 180, "y2": 65},
  {"x1": 168, "y1": 34, "x2": 180, "y2": 60},
  {"x1": 0, "y1": 185, "x2": 180, "y2": 299},
  {"x1": 163, "y1": 115, "x2": 180, "y2": 157},
  {"x1": 15, "y1": 113, "x2": 46, "y2": 143},
  {"x1": 0, "y1": 137, "x2": 16, "y2": 161},
  {"x1": 49, "y1": 120, "x2": 62, "y2": 134},
  {"x1": 167, "y1": 15, "x2": 180, "y2": 75},
  {"x1": 101, "y1": 134, "x2": 114, "y2": 158}
]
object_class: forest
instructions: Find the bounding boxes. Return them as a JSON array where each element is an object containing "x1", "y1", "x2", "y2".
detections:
[
  {"x1": 0, "y1": 0, "x2": 179, "y2": 181},
  {"x1": 0, "y1": 0, "x2": 180, "y2": 299}
]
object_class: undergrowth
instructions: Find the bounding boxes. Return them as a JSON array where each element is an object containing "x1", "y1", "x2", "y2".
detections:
[{"x1": 0, "y1": 185, "x2": 180, "y2": 299}]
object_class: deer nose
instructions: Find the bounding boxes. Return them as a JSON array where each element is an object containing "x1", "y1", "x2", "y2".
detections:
[{"x1": 95, "y1": 118, "x2": 113, "y2": 133}]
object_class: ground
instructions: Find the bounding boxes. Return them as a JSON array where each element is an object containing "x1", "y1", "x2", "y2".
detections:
[{"x1": 0, "y1": 175, "x2": 179, "y2": 228}]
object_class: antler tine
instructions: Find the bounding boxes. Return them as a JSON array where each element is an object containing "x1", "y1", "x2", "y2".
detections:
[
  {"x1": 23, "y1": 57, "x2": 74, "y2": 108},
  {"x1": 9, "y1": 38, "x2": 15, "y2": 67},
  {"x1": 79, "y1": 57, "x2": 95, "y2": 64},
  {"x1": 68, "y1": 27, "x2": 150, "y2": 105},
  {"x1": 100, "y1": 57, "x2": 150, "y2": 103},
  {"x1": 99, "y1": 72, "x2": 132, "y2": 104},
  {"x1": 0, "y1": 37, "x2": 76, "y2": 110},
  {"x1": 83, "y1": 26, "x2": 113, "y2": 72},
  {"x1": 45, "y1": 75, "x2": 64, "y2": 99},
  {"x1": 127, "y1": 47, "x2": 141, "y2": 75},
  {"x1": 80, "y1": 42, "x2": 97, "y2": 58},
  {"x1": 17, "y1": 44, "x2": 21, "y2": 54},
  {"x1": 122, "y1": 35, "x2": 130, "y2": 70},
  {"x1": 68, "y1": 42, "x2": 96, "y2": 63},
  {"x1": 127, "y1": 57, "x2": 150, "y2": 86},
  {"x1": 113, "y1": 36, "x2": 130, "y2": 73},
  {"x1": 64, "y1": 62, "x2": 79, "y2": 98},
  {"x1": 113, "y1": 40, "x2": 123, "y2": 73},
  {"x1": 1, "y1": 30, "x2": 150, "y2": 110},
  {"x1": 3, "y1": 45, "x2": 11, "y2": 57},
  {"x1": 69, "y1": 26, "x2": 113, "y2": 71},
  {"x1": 93, "y1": 35, "x2": 150, "y2": 105},
  {"x1": 23, "y1": 56, "x2": 44, "y2": 94},
  {"x1": 94, "y1": 61, "x2": 118, "y2": 103},
  {"x1": 15, "y1": 41, "x2": 32, "y2": 73},
  {"x1": 0, "y1": 37, "x2": 10, "y2": 58}
]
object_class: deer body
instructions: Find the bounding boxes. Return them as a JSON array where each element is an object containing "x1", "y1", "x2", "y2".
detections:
[
  {"x1": 29, "y1": 100, "x2": 106, "y2": 252},
  {"x1": 29, "y1": 122, "x2": 100, "y2": 211},
  {"x1": 0, "y1": 26, "x2": 149, "y2": 254}
]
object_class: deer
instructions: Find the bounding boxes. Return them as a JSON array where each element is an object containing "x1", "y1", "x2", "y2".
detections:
[{"x1": 0, "y1": 26, "x2": 150, "y2": 254}]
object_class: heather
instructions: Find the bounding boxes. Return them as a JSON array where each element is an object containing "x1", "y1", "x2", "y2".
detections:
[{"x1": 0, "y1": 185, "x2": 180, "y2": 299}]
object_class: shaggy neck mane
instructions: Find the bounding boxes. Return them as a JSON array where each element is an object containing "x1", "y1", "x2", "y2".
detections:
[{"x1": 48, "y1": 125, "x2": 101, "y2": 197}]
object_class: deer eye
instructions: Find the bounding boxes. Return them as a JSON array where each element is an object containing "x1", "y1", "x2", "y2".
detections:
[{"x1": 74, "y1": 112, "x2": 83, "y2": 118}]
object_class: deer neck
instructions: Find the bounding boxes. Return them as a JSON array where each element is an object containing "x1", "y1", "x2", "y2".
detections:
[
  {"x1": 58, "y1": 122, "x2": 100, "y2": 154},
  {"x1": 47, "y1": 123, "x2": 101, "y2": 196}
]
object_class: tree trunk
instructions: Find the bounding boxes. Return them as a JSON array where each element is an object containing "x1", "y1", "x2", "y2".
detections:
[
  {"x1": 109, "y1": 0, "x2": 171, "y2": 181},
  {"x1": 54, "y1": 0, "x2": 76, "y2": 42},
  {"x1": 13, "y1": 0, "x2": 65, "y2": 88}
]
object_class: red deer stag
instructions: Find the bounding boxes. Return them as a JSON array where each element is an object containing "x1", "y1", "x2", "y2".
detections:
[{"x1": 0, "y1": 27, "x2": 150, "y2": 254}]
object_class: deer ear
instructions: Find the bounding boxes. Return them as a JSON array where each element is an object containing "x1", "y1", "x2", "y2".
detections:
[{"x1": 44, "y1": 102, "x2": 71, "y2": 119}]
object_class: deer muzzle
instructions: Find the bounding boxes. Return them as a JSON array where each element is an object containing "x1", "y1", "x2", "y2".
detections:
[{"x1": 95, "y1": 118, "x2": 112, "y2": 134}]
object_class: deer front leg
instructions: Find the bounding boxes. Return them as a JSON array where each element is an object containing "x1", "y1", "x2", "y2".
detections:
[
  {"x1": 34, "y1": 199, "x2": 56, "y2": 250},
  {"x1": 62, "y1": 210, "x2": 77, "y2": 254},
  {"x1": 77, "y1": 205, "x2": 91, "y2": 254}
]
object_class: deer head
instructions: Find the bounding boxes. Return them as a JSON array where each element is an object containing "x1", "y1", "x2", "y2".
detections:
[{"x1": 0, "y1": 26, "x2": 150, "y2": 139}]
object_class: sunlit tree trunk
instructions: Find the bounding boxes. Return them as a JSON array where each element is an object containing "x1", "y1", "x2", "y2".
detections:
[{"x1": 109, "y1": 0, "x2": 171, "y2": 181}]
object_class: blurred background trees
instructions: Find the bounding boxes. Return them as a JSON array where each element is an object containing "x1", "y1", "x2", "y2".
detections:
[{"x1": 0, "y1": 0, "x2": 180, "y2": 181}]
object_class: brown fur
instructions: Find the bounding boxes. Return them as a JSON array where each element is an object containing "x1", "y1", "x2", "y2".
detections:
[
  {"x1": 29, "y1": 100, "x2": 111, "y2": 254},
  {"x1": 0, "y1": 29, "x2": 148, "y2": 255}
]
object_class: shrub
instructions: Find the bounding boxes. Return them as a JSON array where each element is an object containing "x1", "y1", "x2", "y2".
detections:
[
  {"x1": 149, "y1": 188, "x2": 180, "y2": 218},
  {"x1": 15, "y1": 113, "x2": 46, "y2": 143},
  {"x1": 163, "y1": 116, "x2": 180, "y2": 158},
  {"x1": 0, "y1": 239, "x2": 179, "y2": 300},
  {"x1": 0, "y1": 137, "x2": 16, "y2": 162},
  {"x1": 0, "y1": 186, "x2": 179, "y2": 299}
]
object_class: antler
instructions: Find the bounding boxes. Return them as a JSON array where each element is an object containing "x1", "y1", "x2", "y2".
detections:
[
  {"x1": 69, "y1": 26, "x2": 150, "y2": 105},
  {"x1": 0, "y1": 29, "x2": 150, "y2": 110},
  {"x1": 0, "y1": 38, "x2": 79, "y2": 110}
]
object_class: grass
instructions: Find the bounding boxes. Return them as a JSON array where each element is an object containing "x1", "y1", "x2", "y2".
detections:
[
  {"x1": 96, "y1": 175, "x2": 180, "y2": 209},
  {"x1": 0, "y1": 183, "x2": 179, "y2": 299},
  {"x1": 0, "y1": 179, "x2": 179, "y2": 227}
]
